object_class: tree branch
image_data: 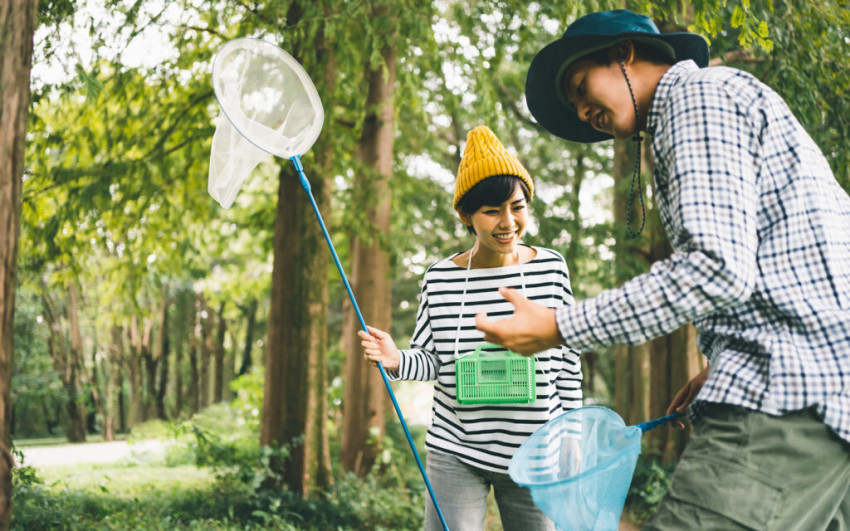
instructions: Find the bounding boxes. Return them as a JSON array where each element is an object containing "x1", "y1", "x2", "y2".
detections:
[
  {"x1": 496, "y1": 81, "x2": 546, "y2": 132},
  {"x1": 709, "y1": 50, "x2": 766, "y2": 66}
]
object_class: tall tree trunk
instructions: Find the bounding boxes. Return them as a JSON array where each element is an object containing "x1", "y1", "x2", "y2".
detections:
[
  {"x1": 261, "y1": 161, "x2": 334, "y2": 494},
  {"x1": 565, "y1": 147, "x2": 591, "y2": 393},
  {"x1": 66, "y1": 283, "x2": 87, "y2": 442},
  {"x1": 261, "y1": 161, "x2": 334, "y2": 495},
  {"x1": 0, "y1": 0, "x2": 37, "y2": 525},
  {"x1": 310, "y1": 33, "x2": 336, "y2": 491},
  {"x1": 188, "y1": 296, "x2": 201, "y2": 415},
  {"x1": 156, "y1": 298, "x2": 170, "y2": 420},
  {"x1": 40, "y1": 398, "x2": 57, "y2": 435},
  {"x1": 174, "y1": 339, "x2": 184, "y2": 417},
  {"x1": 89, "y1": 347, "x2": 107, "y2": 439},
  {"x1": 645, "y1": 200, "x2": 679, "y2": 456},
  {"x1": 213, "y1": 301, "x2": 226, "y2": 403},
  {"x1": 104, "y1": 325, "x2": 125, "y2": 441},
  {"x1": 647, "y1": 322, "x2": 704, "y2": 461},
  {"x1": 238, "y1": 299, "x2": 257, "y2": 376},
  {"x1": 188, "y1": 340, "x2": 199, "y2": 415},
  {"x1": 142, "y1": 345, "x2": 157, "y2": 419},
  {"x1": 565, "y1": 149, "x2": 586, "y2": 269},
  {"x1": 223, "y1": 330, "x2": 235, "y2": 402},
  {"x1": 126, "y1": 354, "x2": 144, "y2": 426},
  {"x1": 612, "y1": 138, "x2": 651, "y2": 425},
  {"x1": 260, "y1": 6, "x2": 333, "y2": 494},
  {"x1": 127, "y1": 316, "x2": 149, "y2": 426},
  {"x1": 199, "y1": 298, "x2": 212, "y2": 409},
  {"x1": 117, "y1": 370, "x2": 126, "y2": 433},
  {"x1": 143, "y1": 298, "x2": 166, "y2": 420},
  {"x1": 172, "y1": 287, "x2": 192, "y2": 418},
  {"x1": 40, "y1": 285, "x2": 85, "y2": 441},
  {"x1": 340, "y1": 13, "x2": 396, "y2": 478}
]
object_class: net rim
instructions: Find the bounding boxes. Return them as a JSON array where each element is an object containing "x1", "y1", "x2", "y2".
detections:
[
  {"x1": 211, "y1": 36, "x2": 324, "y2": 159},
  {"x1": 508, "y1": 406, "x2": 642, "y2": 488}
]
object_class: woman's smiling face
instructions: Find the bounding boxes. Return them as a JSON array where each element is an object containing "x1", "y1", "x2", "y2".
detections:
[
  {"x1": 563, "y1": 55, "x2": 637, "y2": 139},
  {"x1": 463, "y1": 187, "x2": 529, "y2": 260}
]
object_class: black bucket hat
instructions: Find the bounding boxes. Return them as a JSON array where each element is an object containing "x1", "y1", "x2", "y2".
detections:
[{"x1": 525, "y1": 9, "x2": 709, "y2": 143}]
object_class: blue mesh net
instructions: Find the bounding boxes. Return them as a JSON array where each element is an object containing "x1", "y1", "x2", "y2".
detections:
[{"x1": 508, "y1": 406, "x2": 643, "y2": 531}]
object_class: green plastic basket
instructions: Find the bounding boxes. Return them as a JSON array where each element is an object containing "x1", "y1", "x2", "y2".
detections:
[{"x1": 455, "y1": 343, "x2": 536, "y2": 405}]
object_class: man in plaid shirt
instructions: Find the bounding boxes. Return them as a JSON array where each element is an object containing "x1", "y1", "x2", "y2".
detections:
[{"x1": 478, "y1": 9, "x2": 850, "y2": 529}]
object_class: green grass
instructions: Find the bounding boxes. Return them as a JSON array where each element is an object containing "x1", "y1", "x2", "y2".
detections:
[
  {"x1": 9, "y1": 404, "x2": 510, "y2": 530},
  {"x1": 40, "y1": 462, "x2": 213, "y2": 496},
  {"x1": 11, "y1": 460, "x2": 269, "y2": 530}
]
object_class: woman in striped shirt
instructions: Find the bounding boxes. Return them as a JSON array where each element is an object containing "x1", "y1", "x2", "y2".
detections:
[{"x1": 359, "y1": 125, "x2": 582, "y2": 531}]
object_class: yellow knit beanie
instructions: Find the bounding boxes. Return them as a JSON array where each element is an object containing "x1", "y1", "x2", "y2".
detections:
[{"x1": 453, "y1": 125, "x2": 534, "y2": 210}]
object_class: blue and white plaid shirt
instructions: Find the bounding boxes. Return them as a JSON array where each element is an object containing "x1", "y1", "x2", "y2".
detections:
[{"x1": 556, "y1": 60, "x2": 850, "y2": 443}]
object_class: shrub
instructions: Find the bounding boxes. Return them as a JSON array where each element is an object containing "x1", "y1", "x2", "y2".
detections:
[
  {"x1": 625, "y1": 453, "x2": 677, "y2": 523},
  {"x1": 11, "y1": 399, "x2": 429, "y2": 529}
]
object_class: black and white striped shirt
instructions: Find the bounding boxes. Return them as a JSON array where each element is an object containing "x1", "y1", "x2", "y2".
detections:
[
  {"x1": 389, "y1": 246, "x2": 582, "y2": 473},
  {"x1": 556, "y1": 60, "x2": 850, "y2": 443}
]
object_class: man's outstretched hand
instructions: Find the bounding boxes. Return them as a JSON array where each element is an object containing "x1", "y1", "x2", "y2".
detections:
[{"x1": 475, "y1": 286, "x2": 564, "y2": 356}]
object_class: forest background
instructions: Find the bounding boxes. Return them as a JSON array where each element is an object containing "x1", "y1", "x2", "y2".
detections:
[{"x1": 1, "y1": 0, "x2": 848, "y2": 529}]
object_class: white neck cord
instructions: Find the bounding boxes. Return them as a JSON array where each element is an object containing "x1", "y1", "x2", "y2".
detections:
[{"x1": 453, "y1": 248, "x2": 526, "y2": 360}]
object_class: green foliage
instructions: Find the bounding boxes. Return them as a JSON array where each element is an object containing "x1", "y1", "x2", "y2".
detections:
[
  {"x1": 36, "y1": 0, "x2": 76, "y2": 28},
  {"x1": 229, "y1": 370, "x2": 265, "y2": 432},
  {"x1": 687, "y1": 0, "x2": 850, "y2": 186},
  {"x1": 195, "y1": 421, "x2": 427, "y2": 530},
  {"x1": 12, "y1": 290, "x2": 66, "y2": 438},
  {"x1": 758, "y1": 0, "x2": 850, "y2": 187},
  {"x1": 11, "y1": 400, "x2": 427, "y2": 529},
  {"x1": 205, "y1": 464, "x2": 424, "y2": 530},
  {"x1": 145, "y1": 393, "x2": 424, "y2": 528},
  {"x1": 11, "y1": 463, "x2": 249, "y2": 530},
  {"x1": 690, "y1": 0, "x2": 775, "y2": 51},
  {"x1": 11, "y1": 446, "x2": 43, "y2": 492},
  {"x1": 163, "y1": 403, "x2": 259, "y2": 470},
  {"x1": 625, "y1": 454, "x2": 677, "y2": 524}
]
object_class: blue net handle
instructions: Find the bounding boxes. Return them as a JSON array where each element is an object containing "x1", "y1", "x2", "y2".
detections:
[{"x1": 636, "y1": 412, "x2": 685, "y2": 432}]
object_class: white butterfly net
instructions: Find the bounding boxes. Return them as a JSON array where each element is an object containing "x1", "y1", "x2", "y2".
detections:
[{"x1": 209, "y1": 38, "x2": 324, "y2": 208}]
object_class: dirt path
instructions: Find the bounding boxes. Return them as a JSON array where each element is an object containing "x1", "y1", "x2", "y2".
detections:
[{"x1": 18, "y1": 439, "x2": 166, "y2": 468}]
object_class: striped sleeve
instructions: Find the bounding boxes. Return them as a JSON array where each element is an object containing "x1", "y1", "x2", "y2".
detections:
[
  {"x1": 556, "y1": 345, "x2": 583, "y2": 410},
  {"x1": 390, "y1": 275, "x2": 441, "y2": 382},
  {"x1": 552, "y1": 252, "x2": 583, "y2": 410}
]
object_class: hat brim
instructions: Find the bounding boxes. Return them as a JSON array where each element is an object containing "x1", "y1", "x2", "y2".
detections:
[{"x1": 526, "y1": 32, "x2": 709, "y2": 143}]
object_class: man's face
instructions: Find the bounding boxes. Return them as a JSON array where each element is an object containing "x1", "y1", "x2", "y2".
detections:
[{"x1": 563, "y1": 56, "x2": 637, "y2": 139}]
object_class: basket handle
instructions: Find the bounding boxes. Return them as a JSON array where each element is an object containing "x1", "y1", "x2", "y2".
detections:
[{"x1": 455, "y1": 342, "x2": 514, "y2": 360}]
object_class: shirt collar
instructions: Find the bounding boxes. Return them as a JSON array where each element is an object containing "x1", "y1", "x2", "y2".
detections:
[{"x1": 647, "y1": 60, "x2": 700, "y2": 136}]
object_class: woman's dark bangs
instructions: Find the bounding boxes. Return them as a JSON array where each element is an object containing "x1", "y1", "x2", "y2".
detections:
[{"x1": 457, "y1": 175, "x2": 528, "y2": 215}]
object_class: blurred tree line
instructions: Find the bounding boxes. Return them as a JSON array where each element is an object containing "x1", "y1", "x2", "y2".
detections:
[{"x1": 1, "y1": 0, "x2": 847, "y2": 525}]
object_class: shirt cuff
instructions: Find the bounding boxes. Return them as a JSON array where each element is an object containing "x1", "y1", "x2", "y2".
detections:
[
  {"x1": 555, "y1": 298, "x2": 607, "y2": 351},
  {"x1": 385, "y1": 351, "x2": 405, "y2": 381}
]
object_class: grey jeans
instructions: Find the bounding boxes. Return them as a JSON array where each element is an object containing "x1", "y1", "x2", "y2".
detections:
[
  {"x1": 423, "y1": 450, "x2": 555, "y2": 531},
  {"x1": 645, "y1": 404, "x2": 850, "y2": 530}
]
